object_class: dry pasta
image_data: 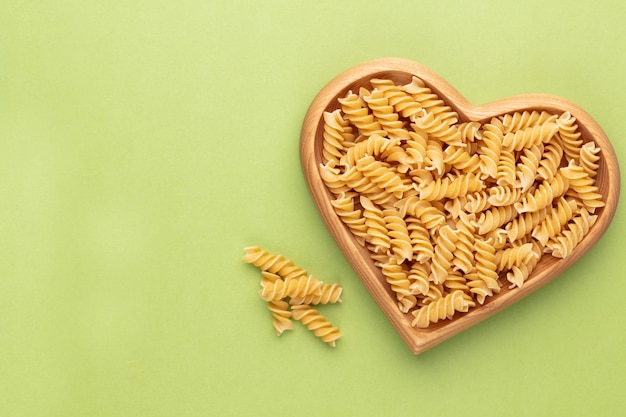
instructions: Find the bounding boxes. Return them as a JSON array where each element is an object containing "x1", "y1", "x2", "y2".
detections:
[
  {"x1": 318, "y1": 76, "x2": 606, "y2": 328},
  {"x1": 243, "y1": 246, "x2": 343, "y2": 346}
]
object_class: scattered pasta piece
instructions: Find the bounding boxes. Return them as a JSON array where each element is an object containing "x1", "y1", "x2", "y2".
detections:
[
  {"x1": 243, "y1": 246, "x2": 343, "y2": 347},
  {"x1": 319, "y1": 76, "x2": 606, "y2": 328}
]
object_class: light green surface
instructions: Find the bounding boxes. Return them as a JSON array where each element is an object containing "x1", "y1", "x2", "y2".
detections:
[{"x1": 1, "y1": 1, "x2": 625, "y2": 416}]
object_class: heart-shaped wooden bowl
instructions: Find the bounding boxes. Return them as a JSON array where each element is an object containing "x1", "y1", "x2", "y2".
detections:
[{"x1": 300, "y1": 57, "x2": 620, "y2": 354}]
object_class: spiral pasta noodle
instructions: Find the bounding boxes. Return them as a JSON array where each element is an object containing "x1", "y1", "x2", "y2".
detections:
[
  {"x1": 243, "y1": 247, "x2": 342, "y2": 346},
  {"x1": 317, "y1": 76, "x2": 606, "y2": 328}
]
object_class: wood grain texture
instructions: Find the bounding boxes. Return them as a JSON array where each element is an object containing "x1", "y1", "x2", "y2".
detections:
[{"x1": 300, "y1": 57, "x2": 620, "y2": 354}]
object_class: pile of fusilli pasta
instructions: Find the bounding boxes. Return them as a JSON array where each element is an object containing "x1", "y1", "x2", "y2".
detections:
[
  {"x1": 242, "y1": 246, "x2": 343, "y2": 347},
  {"x1": 319, "y1": 75, "x2": 605, "y2": 328}
]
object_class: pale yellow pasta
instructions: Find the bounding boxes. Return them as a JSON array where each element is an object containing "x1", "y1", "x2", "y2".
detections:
[
  {"x1": 411, "y1": 290, "x2": 476, "y2": 328},
  {"x1": 579, "y1": 141, "x2": 601, "y2": 178},
  {"x1": 536, "y1": 141, "x2": 564, "y2": 181},
  {"x1": 377, "y1": 257, "x2": 416, "y2": 313},
  {"x1": 418, "y1": 172, "x2": 483, "y2": 201},
  {"x1": 556, "y1": 112, "x2": 584, "y2": 163},
  {"x1": 383, "y1": 208, "x2": 413, "y2": 263},
  {"x1": 362, "y1": 88, "x2": 410, "y2": 140},
  {"x1": 330, "y1": 192, "x2": 369, "y2": 246},
  {"x1": 360, "y1": 195, "x2": 391, "y2": 253},
  {"x1": 370, "y1": 77, "x2": 423, "y2": 119},
  {"x1": 500, "y1": 110, "x2": 557, "y2": 134},
  {"x1": 322, "y1": 109, "x2": 356, "y2": 165},
  {"x1": 505, "y1": 240, "x2": 543, "y2": 288},
  {"x1": 495, "y1": 243, "x2": 535, "y2": 272},
  {"x1": 430, "y1": 225, "x2": 458, "y2": 284},
  {"x1": 501, "y1": 121, "x2": 559, "y2": 151},
  {"x1": 290, "y1": 282, "x2": 343, "y2": 305},
  {"x1": 514, "y1": 144, "x2": 543, "y2": 192},
  {"x1": 267, "y1": 300, "x2": 294, "y2": 336},
  {"x1": 471, "y1": 238, "x2": 501, "y2": 303},
  {"x1": 546, "y1": 208, "x2": 598, "y2": 258},
  {"x1": 451, "y1": 214, "x2": 475, "y2": 274},
  {"x1": 408, "y1": 261, "x2": 430, "y2": 296},
  {"x1": 412, "y1": 109, "x2": 463, "y2": 146},
  {"x1": 315, "y1": 75, "x2": 605, "y2": 329},
  {"x1": 243, "y1": 247, "x2": 343, "y2": 346},
  {"x1": 514, "y1": 170, "x2": 569, "y2": 213},
  {"x1": 504, "y1": 206, "x2": 549, "y2": 243},
  {"x1": 478, "y1": 121, "x2": 504, "y2": 178},
  {"x1": 259, "y1": 274, "x2": 322, "y2": 301},
  {"x1": 495, "y1": 149, "x2": 516, "y2": 186},
  {"x1": 473, "y1": 204, "x2": 518, "y2": 235},
  {"x1": 339, "y1": 134, "x2": 401, "y2": 168},
  {"x1": 242, "y1": 246, "x2": 308, "y2": 280},
  {"x1": 531, "y1": 197, "x2": 578, "y2": 245},
  {"x1": 338, "y1": 90, "x2": 386, "y2": 137},
  {"x1": 405, "y1": 216, "x2": 434, "y2": 263},
  {"x1": 355, "y1": 155, "x2": 411, "y2": 198},
  {"x1": 291, "y1": 304, "x2": 343, "y2": 347},
  {"x1": 560, "y1": 159, "x2": 605, "y2": 213}
]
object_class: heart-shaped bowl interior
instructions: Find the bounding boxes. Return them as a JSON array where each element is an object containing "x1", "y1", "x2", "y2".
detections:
[{"x1": 300, "y1": 57, "x2": 620, "y2": 354}]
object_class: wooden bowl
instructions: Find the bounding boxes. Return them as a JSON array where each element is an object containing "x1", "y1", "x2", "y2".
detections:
[{"x1": 300, "y1": 57, "x2": 620, "y2": 354}]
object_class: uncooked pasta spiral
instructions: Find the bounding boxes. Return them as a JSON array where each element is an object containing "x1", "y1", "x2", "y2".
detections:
[
  {"x1": 560, "y1": 159, "x2": 605, "y2": 213},
  {"x1": 556, "y1": 112, "x2": 584, "y2": 163},
  {"x1": 579, "y1": 141, "x2": 601, "y2": 178},
  {"x1": 430, "y1": 225, "x2": 458, "y2": 284},
  {"x1": 338, "y1": 90, "x2": 386, "y2": 137},
  {"x1": 319, "y1": 161, "x2": 350, "y2": 197},
  {"x1": 412, "y1": 109, "x2": 463, "y2": 146},
  {"x1": 383, "y1": 208, "x2": 413, "y2": 263},
  {"x1": 394, "y1": 195, "x2": 447, "y2": 231},
  {"x1": 452, "y1": 214, "x2": 475, "y2": 274},
  {"x1": 290, "y1": 282, "x2": 343, "y2": 305},
  {"x1": 290, "y1": 304, "x2": 343, "y2": 347},
  {"x1": 267, "y1": 300, "x2": 294, "y2": 336},
  {"x1": 339, "y1": 166, "x2": 395, "y2": 206},
  {"x1": 502, "y1": 121, "x2": 559, "y2": 152},
  {"x1": 330, "y1": 192, "x2": 369, "y2": 246},
  {"x1": 259, "y1": 274, "x2": 322, "y2": 301},
  {"x1": 536, "y1": 141, "x2": 564, "y2": 181},
  {"x1": 464, "y1": 190, "x2": 492, "y2": 213},
  {"x1": 339, "y1": 134, "x2": 400, "y2": 168},
  {"x1": 514, "y1": 170, "x2": 569, "y2": 213},
  {"x1": 322, "y1": 109, "x2": 355, "y2": 165},
  {"x1": 355, "y1": 155, "x2": 411, "y2": 199},
  {"x1": 500, "y1": 110, "x2": 557, "y2": 134},
  {"x1": 531, "y1": 197, "x2": 578, "y2": 245},
  {"x1": 362, "y1": 88, "x2": 410, "y2": 140},
  {"x1": 370, "y1": 77, "x2": 423, "y2": 120},
  {"x1": 411, "y1": 290, "x2": 476, "y2": 328},
  {"x1": 505, "y1": 240, "x2": 543, "y2": 288},
  {"x1": 514, "y1": 144, "x2": 543, "y2": 192},
  {"x1": 408, "y1": 262, "x2": 430, "y2": 296},
  {"x1": 503, "y1": 206, "x2": 549, "y2": 243},
  {"x1": 546, "y1": 208, "x2": 598, "y2": 258},
  {"x1": 478, "y1": 120, "x2": 504, "y2": 178},
  {"x1": 470, "y1": 238, "x2": 500, "y2": 303},
  {"x1": 418, "y1": 172, "x2": 483, "y2": 201},
  {"x1": 360, "y1": 195, "x2": 390, "y2": 253},
  {"x1": 496, "y1": 149, "x2": 517, "y2": 186},
  {"x1": 377, "y1": 257, "x2": 416, "y2": 313},
  {"x1": 242, "y1": 246, "x2": 308, "y2": 280},
  {"x1": 405, "y1": 216, "x2": 434, "y2": 262},
  {"x1": 494, "y1": 242, "x2": 536, "y2": 272},
  {"x1": 473, "y1": 204, "x2": 518, "y2": 235}
]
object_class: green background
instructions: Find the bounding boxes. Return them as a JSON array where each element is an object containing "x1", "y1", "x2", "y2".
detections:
[{"x1": 1, "y1": 0, "x2": 625, "y2": 415}]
